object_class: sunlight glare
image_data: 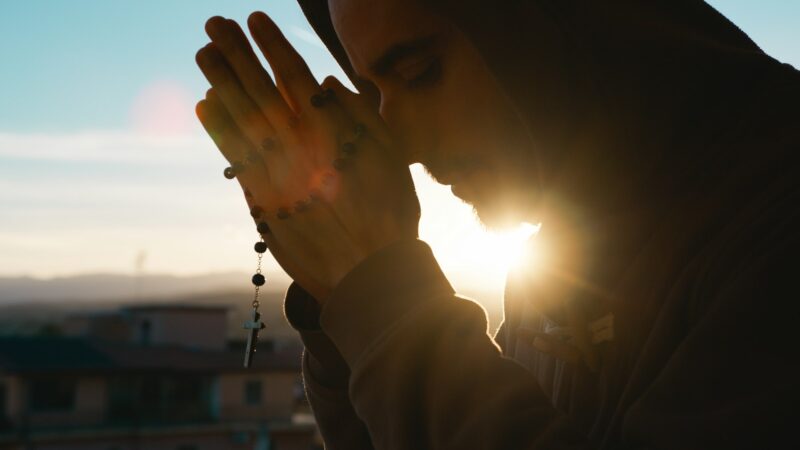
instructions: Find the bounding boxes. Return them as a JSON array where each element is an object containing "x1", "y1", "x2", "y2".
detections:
[{"x1": 412, "y1": 164, "x2": 540, "y2": 294}]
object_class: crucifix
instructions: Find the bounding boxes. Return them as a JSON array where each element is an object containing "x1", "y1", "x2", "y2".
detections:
[{"x1": 243, "y1": 308, "x2": 266, "y2": 368}]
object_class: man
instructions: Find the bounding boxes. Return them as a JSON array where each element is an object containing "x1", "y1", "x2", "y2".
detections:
[{"x1": 195, "y1": 1, "x2": 799, "y2": 448}]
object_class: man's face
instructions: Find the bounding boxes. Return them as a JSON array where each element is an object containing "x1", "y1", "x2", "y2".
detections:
[{"x1": 330, "y1": 0, "x2": 539, "y2": 228}]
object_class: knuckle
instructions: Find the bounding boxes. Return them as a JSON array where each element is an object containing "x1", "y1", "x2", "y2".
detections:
[{"x1": 321, "y1": 75, "x2": 338, "y2": 89}]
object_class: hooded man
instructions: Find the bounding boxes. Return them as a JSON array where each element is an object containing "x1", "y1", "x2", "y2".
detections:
[{"x1": 195, "y1": 1, "x2": 799, "y2": 448}]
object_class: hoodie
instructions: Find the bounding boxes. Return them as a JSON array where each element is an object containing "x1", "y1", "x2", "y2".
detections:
[{"x1": 283, "y1": 1, "x2": 800, "y2": 448}]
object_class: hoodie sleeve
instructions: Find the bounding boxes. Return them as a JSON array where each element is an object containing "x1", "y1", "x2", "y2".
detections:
[
  {"x1": 316, "y1": 238, "x2": 587, "y2": 450},
  {"x1": 284, "y1": 284, "x2": 375, "y2": 450}
]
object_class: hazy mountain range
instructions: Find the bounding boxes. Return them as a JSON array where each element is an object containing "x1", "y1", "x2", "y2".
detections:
[
  {"x1": 0, "y1": 271, "x2": 292, "y2": 304},
  {"x1": 0, "y1": 272, "x2": 296, "y2": 338},
  {"x1": 0, "y1": 270, "x2": 504, "y2": 336}
]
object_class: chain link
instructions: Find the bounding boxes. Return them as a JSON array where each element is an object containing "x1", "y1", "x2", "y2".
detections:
[{"x1": 252, "y1": 236, "x2": 265, "y2": 309}]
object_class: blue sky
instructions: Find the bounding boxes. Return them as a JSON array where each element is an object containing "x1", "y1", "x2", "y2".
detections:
[
  {"x1": 0, "y1": 0, "x2": 344, "y2": 132},
  {"x1": 1, "y1": 1, "x2": 798, "y2": 132},
  {"x1": 0, "y1": 1, "x2": 798, "y2": 307}
]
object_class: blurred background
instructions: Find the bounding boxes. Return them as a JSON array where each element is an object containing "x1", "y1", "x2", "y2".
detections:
[{"x1": 0, "y1": 1, "x2": 797, "y2": 449}]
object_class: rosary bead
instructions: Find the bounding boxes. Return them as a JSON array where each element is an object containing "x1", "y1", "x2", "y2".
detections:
[
  {"x1": 333, "y1": 158, "x2": 348, "y2": 171},
  {"x1": 354, "y1": 123, "x2": 366, "y2": 137},
  {"x1": 252, "y1": 273, "x2": 266, "y2": 286},
  {"x1": 276, "y1": 208, "x2": 291, "y2": 220},
  {"x1": 294, "y1": 200, "x2": 310, "y2": 213},
  {"x1": 341, "y1": 142, "x2": 357, "y2": 156},
  {"x1": 256, "y1": 221, "x2": 270, "y2": 234},
  {"x1": 223, "y1": 166, "x2": 236, "y2": 179},
  {"x1": 310, "y1": 93, "x2": 325, "y2": 108},
  {"x1": 322, "y1": 88, "x2": 336, "y2": 100},
  {"x1": 246, "y1": 150, "x2": 263, "y2": 164},
  {"x1": 254, "y1": 241, "x2": 268, "y2": 253},
  {"x1": 250, "y1": 206, "x2": 263, "y2": 219},
  {"x1": 261, "y1": 137, "x2": 276, "y2": 151}
]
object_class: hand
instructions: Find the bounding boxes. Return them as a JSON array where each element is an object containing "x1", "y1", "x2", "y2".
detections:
[{"x1": 194, "y1": 13, "x2": 420, "y2": 301}]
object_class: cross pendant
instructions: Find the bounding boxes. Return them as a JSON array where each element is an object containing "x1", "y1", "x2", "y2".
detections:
[{"x1": 243, "y1": 309, "x2": 266, "y2": 368}]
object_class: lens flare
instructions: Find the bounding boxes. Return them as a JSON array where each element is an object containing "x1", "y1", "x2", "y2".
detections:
[{"x1": 130, "y1": 79, "x2": 195, "y2": 136}]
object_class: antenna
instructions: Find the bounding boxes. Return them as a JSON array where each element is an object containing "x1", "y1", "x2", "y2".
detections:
[{"x1": 134, "y1": 250, "x2": 147, "y2": 301}]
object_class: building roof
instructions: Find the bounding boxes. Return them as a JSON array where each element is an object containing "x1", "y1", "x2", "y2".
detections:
[
  {"x1": 0, "y1": 337, "x2": 301, "y2": 374},
  {"x1": 122, "y1": 304, "x2": 230, "y2": 313}
]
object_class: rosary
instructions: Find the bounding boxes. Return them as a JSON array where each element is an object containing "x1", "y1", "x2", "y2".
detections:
[
  {"x1": 242, "y1": 235, "x2": 267, "y2": 368},
  {"x1": 228, "y1": 88, "x2": 364, "y2": 368}
]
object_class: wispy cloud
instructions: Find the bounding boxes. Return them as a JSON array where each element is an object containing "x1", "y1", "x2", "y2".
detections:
[
  {"x1": 0, "y1": 130, "x2": 530, "y2": 316},
  {"x1": 290, "y1": 25, "x2": 327, "y2": 50},
  {"x1": 0, "y1": 131, "x2": 215, "y2": 165}
]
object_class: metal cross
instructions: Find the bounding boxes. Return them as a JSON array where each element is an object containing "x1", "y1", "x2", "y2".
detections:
[{"x1": 243, "y1": 309, "x2": 265, "y2": 368}]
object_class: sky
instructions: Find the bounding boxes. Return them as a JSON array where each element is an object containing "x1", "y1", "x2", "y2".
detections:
[{"x1": 1, "y1": 1, "x2": 798, "y2": 307}]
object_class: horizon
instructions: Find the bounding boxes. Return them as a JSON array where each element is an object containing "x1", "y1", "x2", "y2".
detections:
[{"x1": 2, "y1": 1, "x2": 799, "y2": 311}]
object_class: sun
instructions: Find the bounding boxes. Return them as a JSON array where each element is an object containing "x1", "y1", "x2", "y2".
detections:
[{"x1": 412, "y1": 165, "x2": 540, "y2": 300}]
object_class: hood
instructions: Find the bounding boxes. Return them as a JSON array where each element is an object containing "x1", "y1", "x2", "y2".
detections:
[{"x1": 298, "y1": 0, "x2": 793, "y2": 220}]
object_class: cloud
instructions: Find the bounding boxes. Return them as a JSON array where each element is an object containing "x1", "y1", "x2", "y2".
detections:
[
  {"x1": 290, "y1": 25, "x2": 327, "y2": 50},
  {"x1": 0, "y1": 130, "x2": 216, "y2": 165}
]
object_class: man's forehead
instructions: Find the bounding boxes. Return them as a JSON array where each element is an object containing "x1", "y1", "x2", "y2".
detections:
[{"x1": 328, "y1": 0, "x2": 441, "y2": 76}]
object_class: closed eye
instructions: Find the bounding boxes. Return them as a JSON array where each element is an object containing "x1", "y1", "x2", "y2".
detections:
[{"x1": 400, "y1": 58, "x2": 442, "y2": 88}]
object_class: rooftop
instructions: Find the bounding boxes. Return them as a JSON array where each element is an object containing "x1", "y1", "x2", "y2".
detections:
[{"x1": 0, "y1": 336, "x2": 301, "y2": 374}]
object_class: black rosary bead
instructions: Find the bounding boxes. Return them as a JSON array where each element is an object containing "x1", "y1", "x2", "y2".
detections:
[
  {"x1": 294, "y1": 200, "x2": 310, "y2": 213},
  {"x1": 250, "y1": 206, "x2": 263, "y2": 219},
  {"x1": 246, "y1": 150, "x2": 263, "y2": 164},
  {"x1": 261, "y1": 137, "x2": 276, "y2": 151},
  {"x1": 354, "y1": 123, "x2": 366, "y2": 137},
  {"x1": 256, "y1": 221, "x2": 270, "y2": 234},
  {"x1": 223, "y1": 166, "x2": 236, "y2": 179},
  {"x1": 276, "y1": 208, "x2": 291, "y2": 220},
  {"x1": 341, "y1": 142, "x2": 357, "y2": 156},
  {"x1": 254, "y1": 241, "x2": 268, "y2": 253},
  {"x1": 322, "y1": 88, "x2": 336, "y2": 101},
  {"x1": 310, "y1": 93, "x2": 325, "y2": 108},
  {"x1": 252, "y1": 273, "x2": 266, "y2": 286},
  {"x1": 333, "y1": 158, "x2": 348, "y2": 171}
]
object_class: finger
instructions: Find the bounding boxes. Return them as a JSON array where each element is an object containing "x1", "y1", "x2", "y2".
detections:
[
  {"x1": 247, "y1": 11, "x2": 321, "y2": 114},
  {"x1": 205, "y1": 17, "x2": 295, "y2": 132},
  {"x1": 196, "y1": 91, "x2": 274, "y2": 192},
  {"x1": 196, "y1": 43, "x2": 277, "y2": 153},
  {"x1": 250, "y1": 216, "x2": 331, "y2": 301},
  {"x1": 320, "y1": 76, "x2": 391, "y2": 146}
]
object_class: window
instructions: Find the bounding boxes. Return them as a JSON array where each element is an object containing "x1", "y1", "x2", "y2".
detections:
[
  {"x1": 139, "y1": 320, "x2": 152, "y2": 346},
  {"x1": 28, "y1": 378, "x2": 76, "y2": 412},
  {"x1": 0, "y1": 382, "x2": 10, "y2": 430},
  {"x1": 244, "y1": 380, "x2": 262, "y2": 406},
  {"x1": 0, "y1": 382, "x2": 6, "y2": 415},
  {"x1": 108, "y1": 375, "x2": 213, "y2": 424}
]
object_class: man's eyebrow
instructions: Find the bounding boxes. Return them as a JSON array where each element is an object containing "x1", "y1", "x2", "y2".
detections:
[{"x1": 369, "y1": 36, "x2": 437, "y2": 76}]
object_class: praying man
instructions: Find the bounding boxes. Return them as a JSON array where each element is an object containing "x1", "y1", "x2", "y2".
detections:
[{"x1": 195, "y1": 1, "x2": 799, "y2": 448}]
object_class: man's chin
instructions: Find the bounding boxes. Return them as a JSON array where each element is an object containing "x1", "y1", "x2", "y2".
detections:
[{"x1": 470, "y1": 201, "x2": 531, "y2": 231}]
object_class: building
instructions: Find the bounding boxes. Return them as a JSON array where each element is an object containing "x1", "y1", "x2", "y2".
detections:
[{"x1": 0, "y1": 305, "x2": 320, "y2": 450}]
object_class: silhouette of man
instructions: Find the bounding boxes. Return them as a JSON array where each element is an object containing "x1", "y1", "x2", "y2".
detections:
[{"x1": 195, "y1": 1, "x2": 799, "y2": 448}]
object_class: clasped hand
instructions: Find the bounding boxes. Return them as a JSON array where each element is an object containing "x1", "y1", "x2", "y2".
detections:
[{"x1": 195, "y1": 13, "x2": 420, "y2": 302}]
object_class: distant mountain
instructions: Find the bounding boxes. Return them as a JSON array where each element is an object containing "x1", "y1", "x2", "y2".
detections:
[
  {"x1": 0, "y1": 270, "x2": 506, "y2": 335},
  {"x1": 0, "y1": 271, "x2": 292, "y2": 304},
  {"x1": 0, "y1": 272, "x2": 298, "y2": 339}
]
